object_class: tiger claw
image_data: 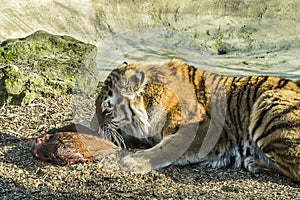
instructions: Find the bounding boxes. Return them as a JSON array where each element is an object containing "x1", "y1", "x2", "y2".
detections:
[
  {"x1": 244, "y1": 157, "x2": 264, "y2": 174},
  {"x1": 120, "y1": 154, "x2": 153, "y2": 173}
]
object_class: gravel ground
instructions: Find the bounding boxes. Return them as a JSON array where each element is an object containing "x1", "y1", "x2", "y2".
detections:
[{"x1": 0, "y1": 95, "x2": 299, "y2": 199}]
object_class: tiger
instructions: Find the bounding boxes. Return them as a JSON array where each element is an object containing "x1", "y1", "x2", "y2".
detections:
[{"x1": 51, "y1": 59, "x2": 300, "y2": 182}]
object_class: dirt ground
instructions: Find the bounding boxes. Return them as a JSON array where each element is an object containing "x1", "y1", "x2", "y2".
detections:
[{"x1": 0, "y1": 95, "x2": 299, "y2": 199}]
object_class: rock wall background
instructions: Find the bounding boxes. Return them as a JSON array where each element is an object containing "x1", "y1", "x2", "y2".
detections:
[
  {"x1": 1, "y1": 1, "x2": 299, "y2": 70},
  {"x1": 1, "y1": 0, "x2": 300, "y2": 47},
  {"x1": 0, "y1": 0, "x2": 299, "y2": 105}
]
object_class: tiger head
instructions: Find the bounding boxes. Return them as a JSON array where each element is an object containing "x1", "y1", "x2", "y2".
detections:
[
  {"x1": 91, "y1": 60, "x2": 203, "y2": 148},
  {"x1": 92, "y1": 64, "x2": 155, "y2": 147}
]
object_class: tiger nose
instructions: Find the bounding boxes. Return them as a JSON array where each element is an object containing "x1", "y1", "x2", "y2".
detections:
[{"x1": 102, "y1": 99, "x2": 114, "y2": 110}]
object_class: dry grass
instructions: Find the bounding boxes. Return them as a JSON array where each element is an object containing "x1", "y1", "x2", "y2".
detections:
[{"x1": 0, "y1": 95, "x2": 299, "y2": 199}]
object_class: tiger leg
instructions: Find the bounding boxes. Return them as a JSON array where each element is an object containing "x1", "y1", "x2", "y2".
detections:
[
  {"x1": 246, "y1": 89, "x2": 300, "y2": 182},
  {"x1": 121, "y1": 134, "x2": 176, "y2": 173},
  {"x1": 121, "y1": 123, "x2": 198, "y2": 173},
  {"x1": 244, "y1": 129, "x2": 300, "y2": 182}
]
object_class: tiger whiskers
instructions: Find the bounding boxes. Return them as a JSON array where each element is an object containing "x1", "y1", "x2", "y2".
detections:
[{"x1": 99, "y1": 126, "x2": 126, "y2": 148}]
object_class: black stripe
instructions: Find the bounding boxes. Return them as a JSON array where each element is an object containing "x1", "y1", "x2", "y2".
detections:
[
  {"x1": 245, "y1": 77, "x2": 253, "y2": 117},
  {"x1": 213, "y1": 76, "x2": 225, "y2": 117},
  {"x1": 231, "y1": 78, "x2": 240, "y2": 137},
  {"x1": 255, "y1": 121, "x2": 300, "y2": 145},
  {"x1": 245, "y1": 146, "x2": 251, "y2": 157},
  {"x1": 227, "y1": 77, "x2": 239, "y2": 134},
  {"x1": 223, "y1": 77, "x2": 229, "y2": 87},
  {"x1": 262, "y1": 104, "x2": 300, "y2": 135},
  {"x1": 238, "y1": 145, "x2": 243, "y2": 158},
  {"x1": 218, "y1": 87, "x2": 227, "y2": 121},
  {"x1": 188, "y1": 65, "x2": 197, "y2": 90},
  {"x1": 296, "y1": 80, "x2": 300, "y2": 87},
  {"x1": 214, "y1": 76, "x2": 224, "y2": 92},
  {"x1": 222, "y1": 127, "x2": 228, "y2": 141},
  {"x1": 236, "y1": 77, "x2": 252, "y2": 132},
  {"x1": 250, "y1": 77, "x2": 259, "y2": 106},
  {"x1": 171, "y1": 67, "x2": 178, "y2": 76},
  {"x1": 276, "y1": 78, "x2": 289, "y2": 89},
  {"x1": 246, "y1": 132, "x2": 250, "y2": 141},
  {"x1": 127, "y1": 103, "x2": 135, "y2": 117},
  {"x1": 220, "y1": 76, "x2": 229, "y2": 111},
  {"x1": 206, "y1": 109, "x2": 211, "y2": 120},
  {"x1": 263, "y1": 137, "x2": 300, "y2": 155},
  {"x1": 120, "y1": 104, "x2": 131, "y2": 121},
  {"x1": 199, "y1": 70, "x2": 207, "y2": 104},
  {"x1": 251, "y1": 102, "x2": 280, "y2": 138},
  {"x1": 210, "y1": 74, "x2": 218, "y2": 88},
  {"x1": 253, "y1": 76, "x2": 269, "y2": 100},
  {"x1": 188, "y1": 66, "x2": 195, "y2": 79},
  {"x1": 117, "y1": 97, "x2": 123, "y2": 104},
  {"x1": 226, "y1": 77, "x2": 236, "y2": 116},
  {"x1": 108, "y1": 89, "x2": 113, "y2": 97}
]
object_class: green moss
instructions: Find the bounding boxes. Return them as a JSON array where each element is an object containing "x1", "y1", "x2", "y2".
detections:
[
  {"x1": 0, "y1": 30, "x2": 98, "y2": 105},
  {"x1": 2, "y1": 65, "x2": 26, "y2": 95},
  {"x1": 5, "y1": 78, "x2": 25, "y2": 95},
  {"x1": 22, "y1": 91, "x2": 41, "y2": 106}
]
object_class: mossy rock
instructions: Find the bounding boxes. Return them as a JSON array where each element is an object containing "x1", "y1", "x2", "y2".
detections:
[{"x1": 0, "y1": 30, "x2": 98, "y2": 105}]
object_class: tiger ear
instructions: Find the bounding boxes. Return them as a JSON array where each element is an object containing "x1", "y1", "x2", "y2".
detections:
[
  {"x1": 119, "y1": 71, "x2": 146, "y2": 98},
  {"x1": 134, "y1": 72, "x2": 146, "y2": 87},
  {"x1": 131, "y1": 71, "x2": 147, "y2": 95}
]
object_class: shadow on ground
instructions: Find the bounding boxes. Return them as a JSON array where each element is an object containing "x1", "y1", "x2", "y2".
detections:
[{"x1": 0, "y1": 131, "x2": 299, "y2": 199}]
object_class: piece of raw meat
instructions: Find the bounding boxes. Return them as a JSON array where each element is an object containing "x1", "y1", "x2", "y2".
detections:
[{"x1": 32, "y1": 132, "x2": 121, "y2": 165}]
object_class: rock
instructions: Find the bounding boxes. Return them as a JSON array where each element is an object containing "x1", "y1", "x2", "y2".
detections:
[
  {"x1": 32, "y1": 132, "x2": 121, "y2": 166},
  {"x1": 0, "y1": 30, "x2": 99, "y2": 105}
]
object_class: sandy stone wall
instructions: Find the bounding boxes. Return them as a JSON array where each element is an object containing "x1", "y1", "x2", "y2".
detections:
[{"x1": 1, "y1": 0, "x2": 299, "y2": 47}]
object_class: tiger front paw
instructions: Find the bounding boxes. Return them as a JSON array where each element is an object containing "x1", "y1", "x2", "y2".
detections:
[
  {"x1": 244, "y1": 157, "x2": 264, "y2": 174},
  {"x1": 120, "y1": 153, "x2": 153, "y2": 173}
]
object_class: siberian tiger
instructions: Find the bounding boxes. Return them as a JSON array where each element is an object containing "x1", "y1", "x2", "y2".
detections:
[{"x1": 51, "y1": 59, "x2": 300, "y2": 182}]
